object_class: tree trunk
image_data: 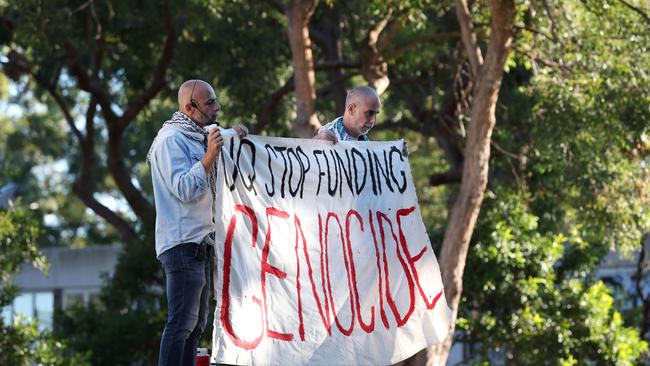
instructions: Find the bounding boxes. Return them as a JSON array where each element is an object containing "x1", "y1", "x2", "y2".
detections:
[
  {"x1": 360, "y1": 13, "x2": 394, "y2": 95},
  {"x1": 59, "y1": 4, "x2": 179, "y2": 240},
  {"x1": 74, "y1": 98, "x2": 139, "y2": 242},
  {"x1": 426, "y1": 0, "x2": 515, "y2": 364},
  {"x1": 311, "y1": 6, "x2": 347, "y2": 115},
  {"x1": 106, "y1": 125, "x2": 155, "y2": 231},
  {"x1": 286, "y1": 0, "x2": 321, "y2": 138}
]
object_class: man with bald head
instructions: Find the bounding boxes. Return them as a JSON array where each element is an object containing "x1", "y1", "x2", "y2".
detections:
[
  {"x1": 147, "y1": 79, "x2": 247, "y2": 366},
  {"x1": 314, "y1": 85, "x2": 381, "y2": 142}
]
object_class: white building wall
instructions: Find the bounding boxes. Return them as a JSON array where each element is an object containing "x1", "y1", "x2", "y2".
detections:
[{"x1": 2, "y1": 245, "x2": 122, "y2": 329}]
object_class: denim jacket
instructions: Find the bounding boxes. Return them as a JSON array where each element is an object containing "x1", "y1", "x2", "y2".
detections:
[{"x1": 149, "y1": 125, "x2": 214, "y2": 257}]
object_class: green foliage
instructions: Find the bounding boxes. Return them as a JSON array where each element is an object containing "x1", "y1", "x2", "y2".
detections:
[
  {"x1": 203, "y1": 1, "x2": 293, "y2": 129},
  {"x1": 53, "y1": 232, "x2": 217, "y2": 366},
  {"x1": 1, "y1": 0, "x2": 649, "y2": 363},
  {"x1": 55, "y1": 302, "x2": 165, "y2": 366},
  {"x1": 520, "y1": 0, "x2": 650, "y2": 254},
  {"x1": 0, "y1": 316, "x2": 90, "y2": 366},
  {"x1": 459, "y1": 191, "x2": 648, "y2": 364},
  {"x1": 0, "y1": 108, "x2": 119, "y2": 247},
  {"x1": 53, "y1": 228, "x2": 169, "y2": 365},
  {"x1": 398, "y1": 130, "x2": 453, "y2": 227},
  {"x1": 0, "y1": 205, "x2": 46, "y2": 306},
  {"x1": 461, "y1": 3, "x2": 650, "y2": 362},
  {"x1": 0, "y1": 206, "x2": 90, "y2": 365}
]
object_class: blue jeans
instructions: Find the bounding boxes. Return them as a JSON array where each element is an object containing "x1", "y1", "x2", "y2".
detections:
[{"x1": 158, "y1": 243, "x2": 212, "y2": 366}]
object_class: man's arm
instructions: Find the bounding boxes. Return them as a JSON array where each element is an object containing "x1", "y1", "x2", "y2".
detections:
[{"x1": 155, "y1": 135, "x2": 210, "y2": 202}]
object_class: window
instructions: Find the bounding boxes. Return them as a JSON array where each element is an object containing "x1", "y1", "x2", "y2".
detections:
[
  {"x1": 3, "y1": 291, "x2": 54, "y2": 331},
  {"x1": 13, "y1": 293, "x2": 32, "y2": 318},
  {"x1": 63, "y1": 290, "x2": 102, "y2": 309},
  {"x1": 35, "y1": 292, "x2": 54, "y2": 330},
  {"x1": 1, "y1": 305, "x2": 11, "y2": 324}
]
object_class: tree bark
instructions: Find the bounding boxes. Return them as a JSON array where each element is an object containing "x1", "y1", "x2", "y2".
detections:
[
  {"x1": 310, "y1": 6, "x2": 347, "y2": 115},
  {"x1": 253, "y1": 76, "x2": 295, "y2": 134},
  {"x1": 426, "y1": 63, "x2": 474, "y2": 186},
  {"x1": 286, "y1": 0, "x2": 321, "y2": 138},
  {"x1": 454, "y1": 0, "x2": 483, "y2": 78},
  {"x1": 75, "y1": 99, "x2": 138, "y2": 241},
  {"x1": 106, "y1": 124, "x2": 155, "y2": 229},
  {"x1": 426, "y1": 0, "x2": 515, "y2": 364},
  {"x1": 360, "y1": 12, "x2": 395, "y2": 95}
]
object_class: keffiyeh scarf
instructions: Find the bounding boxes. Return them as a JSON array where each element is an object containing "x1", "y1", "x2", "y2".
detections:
[
  {"x1": 147, "y1": 111, "x2": 218, "y2": 207},
  {"x1": 324, "y1": 116, "x2": 369, "y2": 142}
]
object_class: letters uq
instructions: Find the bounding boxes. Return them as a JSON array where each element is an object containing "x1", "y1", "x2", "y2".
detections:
[
  {"x1": 219, "y1": 205, "x2": 444, "y2": 350},
  {"x1": 221, "y1": 137, "x2": 409, "y2": 199}
]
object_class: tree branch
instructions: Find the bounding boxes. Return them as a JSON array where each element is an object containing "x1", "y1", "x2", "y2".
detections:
[
  {"x1": 541, "y1": 0, "x2": 560, "y2": 41},
  {"x1": 359, "y1": 11, "x2": 393, "y2": 94},
  {"x1": 308, "y1": 23, "x2": 328, "y2": 49},
  {"x1": 41, "y1": 81, "x2": 85, "y2": 144},
  {"x1": 512, "y1": 45, "x2": 572, "y2": 74},
  {"x1": 377, "y1": 11, "x2": 407, "y2": 54},
  {"x1": 63, "y1": 41, "x2": 119, "y2": 123},
  {"x1": 315, "y1": 60, "x2": 360, "y2": 70},
  {"x1": 75, "y1": 97, "x2": 138, "y2": 241},
  {"x1": 262, "y1": 0, "x2": 286, "y2": 13},
  {"x1": 72, "y1": 0, "x2": 93, "y2": 13},
  {"x1": 316, "y1": 72, "x2": 355, "y2": 98},
  {"x1": 394, "y1": 69, "x2": 466, "y2": 185},
  {"x1": 454, "y1": 0, "x2": 484, "y2": 77},
  {"x1": 618, "y1": 0, "x2": 650, "y2": 23},
  {"x1": 430, "y1": 170, "x2": 462, "y2": 186},
  {"x1": 422, "y1": 62, "x2": 471, "y2": 182},
  {"x1": 105, "y1": 3, "x2": 179, "y2": 228},
  {"x1": 372, "y1": 118, "x2": 423, "y2": 133},
  {"x1": 367, "y1": 10, "x2": 393, "y2": 47},
  {"x1": 253, "y1": 76, "x2": 295, "y2": 134},
  {"x1": 513, "y1": 25, "x2": 555, "y2": 43},
  {"x1": 73, "y1": 185, "x2": 138, "y2": 241},
  {"x1": 119, "y1": 3, "x2": 179, "y2": 130},
  {"x1": 492, "y1": 139, "x2": 525, "y2": 188},
  {"x1": 105, "y1": 131, "x2": 154, "y2": 226},
  {"x1": 5, "y1": 52, "x2": 73, "y2": 133},
  {"x1": 428, "y1": 0, "x2": 515, "y2": 362},
  {"x1": 310, "y1": 6, "x2": 349, "y2": 113},
  {"x1": 18, "y1": 46, "x2": 138, "y2": 241},
  {"x1": 386, "y1": 32, "x2": 461, "y2": 61}
]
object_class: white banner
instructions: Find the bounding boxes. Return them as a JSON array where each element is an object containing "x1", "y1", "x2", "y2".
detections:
[{"x1": 211, "y1": 129, "x2": 450, "y2": 365}]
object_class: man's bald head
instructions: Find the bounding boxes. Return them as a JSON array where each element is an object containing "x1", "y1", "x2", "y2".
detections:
[
  {"x1": 342, "y1": 85, "x2": 381, "y2": 138},
  {"x1": 177, "y1": 79, "x2": 220, "y2": 126},
  {"x1": 178, "y1": 79, "x2": 212, "y2": 109},
  {"x1": 345, "y1": 85, "x2": 380, "y2": 109}
]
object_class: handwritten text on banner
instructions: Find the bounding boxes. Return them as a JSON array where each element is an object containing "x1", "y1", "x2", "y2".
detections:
[{"x1": 211, "y1": 130, "x2": 451, "y2": 365}]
